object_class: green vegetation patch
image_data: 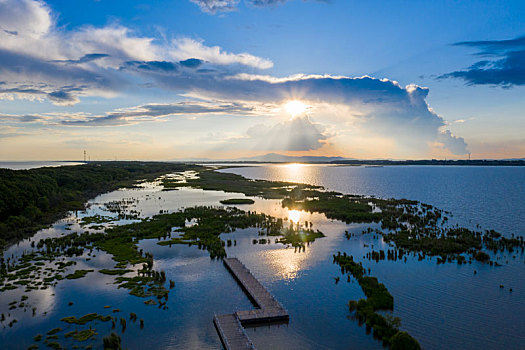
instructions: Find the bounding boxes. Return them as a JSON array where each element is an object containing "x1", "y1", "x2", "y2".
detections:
[
  {"x1": 61, "y1": 313, "x2": 111, "y2": 325},
  {"x1": 276, "y1": 226, "x2": 325, "y2": 247},
  {"x1": 98, "y1": 269, "x2": 132, "y2": 276},
  {"x1": 334, "y1": 252, "x2": 420, "y2": 349},
  {"x1": 156, "y1": 238, "x2": 191, "y2": 246},
  {"x1": 391, "y1": 331, "x2": 421, "y2": 350},
  {"x1": 47, "y1": 327, "x2": 62, "y2": 335},
  {"x1": 220, "y1": 198, "x2": 255, "y2": 205},
  {"x1": 65, "y1": 270, "x2": 94, "y2": 279},
  {"x1": 46, "y1": 341, "x2": 64, "y2": 350},
  {"x1": 56, "y1": 261, "x2": 76, "y2": 269},
  {"x1": 474, "y1": 251, "x2": 490, "y2": 262},
  {"x1": 80, "y1": 215, "x2": 114, "y2": 226},
  {"x1": 64, "y1": 329, "x2": 97, "y2": 341},
  {"x1": 283, "y1": 196, "x2": 381, "y2": 223},
  {"x1": 102, "y1": 332, "x2": 121, "y2": 350},
  {"x1": 115, "y1": 275, "x2": 168, "y2": 299}
]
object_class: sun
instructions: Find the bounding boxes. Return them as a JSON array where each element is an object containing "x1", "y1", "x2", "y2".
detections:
[{"x1": 284, "y1": 100, "x2": 308, "y2": 118}]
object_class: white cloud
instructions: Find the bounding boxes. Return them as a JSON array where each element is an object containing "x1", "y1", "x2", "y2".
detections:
[
  {"x1": 170, "y1": 38, "x2": 273, "y2": 69},
  {"x1": 69, "y1": 25, "x2": 161, "y2": 65},
  {"x1": 190, "y1": 0, "x2": 239, "y2": 14},
  {"x1": 190, "y1": 0, "x2": 328, "y2": 14},
  {"x1": 0, "y1": 0, "x2": 54, "y2": 53},
  {"x1": 0, "y1": 101, "x2": 270, "y2": 127}
]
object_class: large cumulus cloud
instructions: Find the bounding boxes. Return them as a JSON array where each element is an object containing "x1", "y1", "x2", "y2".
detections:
[{"x1": 141, "y1": 73, "x2": 468, "y2": 154}]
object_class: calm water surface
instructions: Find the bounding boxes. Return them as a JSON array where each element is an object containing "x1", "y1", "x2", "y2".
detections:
[{"x1": 1, "y1": 167, "x2": 524, "y2": 349}]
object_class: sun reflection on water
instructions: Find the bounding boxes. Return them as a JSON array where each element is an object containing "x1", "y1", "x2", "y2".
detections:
[
  {"x1": 288, "y1": 209, "x2": 301, "y2": 224},
  {"x1": 261, "y1": 247, "x2": 311, "y2": 281},
  {"x1": 281, "y1": 162, "x2": 306, "y2": 178},
  {"x1": 277, "y1": 162, "x2": 318, "y2": 185}
]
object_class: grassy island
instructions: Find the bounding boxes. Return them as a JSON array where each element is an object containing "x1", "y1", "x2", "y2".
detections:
[
  {"x1": 220, "y1": 198, "x2": 255, "y2": 205},
  {"x1": 334, "y1": 252, "x2": 420, "y2": 349}
]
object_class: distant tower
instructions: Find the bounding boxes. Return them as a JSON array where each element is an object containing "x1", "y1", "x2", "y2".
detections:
[
  {"x1": 468, "y1": 153, "x2": 471, "y2": 161},
  {"x1": 84, "y1": 150, "x2": 86, "y2": 162}
]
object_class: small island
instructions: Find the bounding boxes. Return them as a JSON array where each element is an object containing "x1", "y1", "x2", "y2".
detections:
[{"x1": 220, "y1": 198, "x2": 255, "y2": 205}]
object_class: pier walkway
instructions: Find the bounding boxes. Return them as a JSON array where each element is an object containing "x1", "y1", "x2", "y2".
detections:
[
  {"x1": 213, "y1": 314, "x2": 255, "y2": 350},
  {"x1": 214, "y1": 258, "x2": 289, "y2": 350}
]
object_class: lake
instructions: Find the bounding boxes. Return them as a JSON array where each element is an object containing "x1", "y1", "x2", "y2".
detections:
[{"x1": 0, "y1": 165, "x2": 523, "y2": 349}]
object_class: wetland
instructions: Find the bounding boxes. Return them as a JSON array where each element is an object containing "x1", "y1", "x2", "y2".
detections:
[{"x1": 0, "y1": 162, "x2": 523, "y2": 349}]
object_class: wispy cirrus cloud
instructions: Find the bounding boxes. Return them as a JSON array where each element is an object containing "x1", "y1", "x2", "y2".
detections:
[
  {"x1": 250, "y1": 0, "x2": 329, "y2": 7},
  {"x1": 189, "y1": 0, "x2": 329, "y2": 14},
  {"x1": 440, "y1": 35, "x2": 525, "y2": 87},
  {"x1": 0, "y1": 126, "x2": 29, "y2": 139},
  {"x1": 190, "y1": 0, "x2": 239, "y2": 14},
  {"x1": 3, "y1": 101, "x2": 263, "y2": 127}
]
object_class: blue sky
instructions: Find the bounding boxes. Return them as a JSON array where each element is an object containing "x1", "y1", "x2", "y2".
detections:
[{"x1": 1, "y1": 0, "x2": 524, "y2": 160}]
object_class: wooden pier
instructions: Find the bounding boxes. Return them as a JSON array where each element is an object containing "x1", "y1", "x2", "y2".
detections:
[
  {"x1": 213, "y1": 314, "x2": 255, "y2": 350},
  {"x1": 214, "y1": 258, "x2": 289, "y2": 350}
]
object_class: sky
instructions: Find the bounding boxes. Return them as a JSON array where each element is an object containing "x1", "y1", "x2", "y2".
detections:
[{"x1": 0, "y1": 0, "x2": 524, "y2": 160}]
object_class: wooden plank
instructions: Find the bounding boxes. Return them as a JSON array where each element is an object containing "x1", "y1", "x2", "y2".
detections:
[
  {"x1": 214, "y1": 314, "x2": 255, "y2": 350},
  {"x1": 235, "y1": 308, "x2": 289, "y2": 324},
  {"x1": 223, "y1": 257, "x2": 289, "y2": 320}
]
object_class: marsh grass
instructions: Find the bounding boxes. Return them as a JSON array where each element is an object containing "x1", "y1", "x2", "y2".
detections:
[{"x1": 334, "y1": 252, "x2": 420, "y2": 349}]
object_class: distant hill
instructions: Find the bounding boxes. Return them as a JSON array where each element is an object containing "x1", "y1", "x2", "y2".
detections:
[
  {"x1": 236, "y1": 153, "x2": 350, "y2": 163},
  {"x1": 170, "y1": 153, "x2": 525, "y2": 165},
  {"x1": 171, "y1": 153, "x2": 350, "y2": 163}
]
